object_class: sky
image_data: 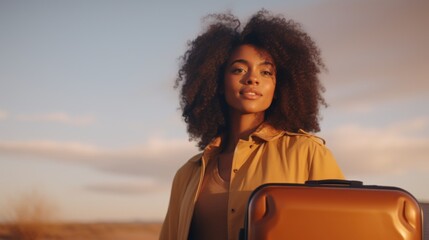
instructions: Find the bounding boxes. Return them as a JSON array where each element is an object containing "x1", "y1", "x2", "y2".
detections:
[{"x1": 0, "y1": 0, "x2": 428, "y2": 222}]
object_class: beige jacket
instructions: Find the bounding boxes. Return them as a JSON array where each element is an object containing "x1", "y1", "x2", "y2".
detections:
[{"x1": 159, "y1": 123, "x2": 344, "y2": 240}]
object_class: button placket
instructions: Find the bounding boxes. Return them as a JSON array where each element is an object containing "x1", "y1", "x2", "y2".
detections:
[{"x1": 231, "y1": 140, "x2": 256, "y2": 179}]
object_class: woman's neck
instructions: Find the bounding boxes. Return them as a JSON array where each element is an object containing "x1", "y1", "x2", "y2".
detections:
[{"x1": 222, "y1": 112, "x2": 264, "y2": 153}]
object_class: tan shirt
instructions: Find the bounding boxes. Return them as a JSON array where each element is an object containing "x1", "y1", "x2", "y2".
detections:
[
  {"x1": 160, "y1": 123, "x2": 344, "y2": 240},
  {"x1": 188, "y1": 154, "x2": 229, "y2": 240}
]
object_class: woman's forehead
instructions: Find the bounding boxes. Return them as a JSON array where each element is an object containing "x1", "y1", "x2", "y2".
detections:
[{"x1": 228, "y1": 44, "x2": 274, "y2": 64}]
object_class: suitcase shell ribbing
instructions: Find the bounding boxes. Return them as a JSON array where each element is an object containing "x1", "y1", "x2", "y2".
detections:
[{"x1": 243, "y1": 180, "x2": 423, "y2": 240}]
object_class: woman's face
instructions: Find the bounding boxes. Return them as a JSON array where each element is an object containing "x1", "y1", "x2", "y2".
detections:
[{"x1": 224, "y1": 44, "x2": 276, "y2": 116}]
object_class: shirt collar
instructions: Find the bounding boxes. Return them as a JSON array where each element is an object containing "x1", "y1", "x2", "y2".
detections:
[
  {"x1": 191, "y1": 123, "x2": 287, "y2": 164},
  {"x1": 204, "y1": 122, "x2": 285, "y2": 150},
  {"x1": 250, "y1": 122, "x2": 285, "y2": 141}
]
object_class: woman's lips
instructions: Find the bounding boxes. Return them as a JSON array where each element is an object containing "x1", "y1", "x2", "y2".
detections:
[{"x1": 240, "y1": 88, "x2": 262, "y2": 99}]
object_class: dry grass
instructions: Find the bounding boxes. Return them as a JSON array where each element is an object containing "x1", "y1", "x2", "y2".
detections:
[
  {"x1": 0, "y1": 222, "x2": 162, "y2": 240},
  {"x1": 2, "y1": 190, "x2": 58, "y2": 240},
  {"x1": 0, "y1": 191, "x2": 162, "y2": 239}
]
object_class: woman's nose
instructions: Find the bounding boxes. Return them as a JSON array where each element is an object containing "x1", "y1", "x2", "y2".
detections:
[{"x1": 245, "y1": 73, "x2": 259, "y2": 85}]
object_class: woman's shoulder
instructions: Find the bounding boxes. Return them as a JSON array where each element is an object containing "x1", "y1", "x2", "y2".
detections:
[
  {"x1": 282, "y1": 129, "x2": 327, "y2": 147},
  {"x1": 173, "y1": 153, "x2": 203, "y2": 180},
  {"x1": 255, "y1": 123, "x2": 326, "y2": 147}
]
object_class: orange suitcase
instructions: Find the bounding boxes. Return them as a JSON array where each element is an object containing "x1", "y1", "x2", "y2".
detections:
[{"x1": 242, "y1": 180, "x2": 423, "y2": 240}]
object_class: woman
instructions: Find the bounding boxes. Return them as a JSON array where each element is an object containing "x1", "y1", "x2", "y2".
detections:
[{"x1": 160, "y1": 10, "x2": 344, "y2": 240}]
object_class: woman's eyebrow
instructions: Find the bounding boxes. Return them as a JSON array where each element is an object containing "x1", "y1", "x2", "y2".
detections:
[
  {"x1": 229, "y1": 59, "x2": 248, "y2": 66},
  {"x1": 260, "y1": 61, "x2": 275, "y2": 67},
  {"x1": 229, "y1": 59, "x2": 275, "y2": 67}
]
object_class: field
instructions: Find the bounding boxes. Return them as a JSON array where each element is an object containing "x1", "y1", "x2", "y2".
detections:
[{"x1": 0, "y1": 222, "x2": 162, "y2": 240}]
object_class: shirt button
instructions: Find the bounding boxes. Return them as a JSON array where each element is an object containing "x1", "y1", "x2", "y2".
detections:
[
  {"x1": 231, "y1": 208, "x2": 236, "y2": 213},
  {"x1": 233, "y1": 169, "x2": 238, "y2": 173}
]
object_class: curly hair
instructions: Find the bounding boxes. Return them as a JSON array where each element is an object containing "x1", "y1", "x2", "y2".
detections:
[{"x1": 176, "y1": 10, "x2": 327, "y2": 150}]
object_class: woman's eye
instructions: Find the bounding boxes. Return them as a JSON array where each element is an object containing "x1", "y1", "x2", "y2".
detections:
[
  {"x1": 261, "y1": 70, "x2": 273, "y2": 76},
  {"x1": 231, "y1": 68, "x2": 245, "y2": 74}
]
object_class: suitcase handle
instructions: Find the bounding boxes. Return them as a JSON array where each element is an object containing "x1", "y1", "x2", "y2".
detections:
[{"x1": 305, "y1": 179, "x2": 363, "y2": 187}]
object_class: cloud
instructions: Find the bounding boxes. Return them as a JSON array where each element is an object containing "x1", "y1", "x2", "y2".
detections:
[
  {"x1": 0, "y1": 110, "x2": 9, "y2": 120},
  {"x1": 0, "y1": 137, "x2": 198, "y2": 183},
  {"x1": 16, "y1": 112, "x2": 96, "y2": 126},
  {"x1": 96, "y1": 138, "x2": 198, "y2": 179},
  {"x1": 325, "y1": 117, "x2": 429, "y2": 177},
  {"x1": 84, "y1": 177, "x2": 163, "y2": 195},
  {"x1": 0, "y1": 140, "x2": 101, "y2": 161},
  {"x1": 290, "y1": 0, "x2": 429, "y2": 108}
]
